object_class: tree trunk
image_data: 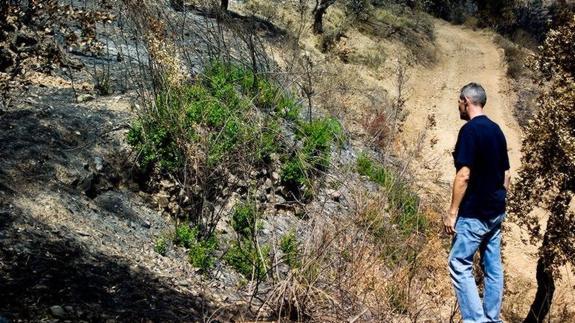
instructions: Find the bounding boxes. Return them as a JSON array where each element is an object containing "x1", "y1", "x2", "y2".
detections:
[
  {"x1": 524, "y1": 256, "x2": 555, "y2": 323},
  {"x1": 312, "y1": 6, "x2": 326, "y2": 34}
]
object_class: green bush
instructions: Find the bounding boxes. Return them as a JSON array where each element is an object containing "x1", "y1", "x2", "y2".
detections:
[
  {"x1": 128, "y1": 60, "x2": 300, "y2": 174},
  {"x1": 225, "y1": 200, "x2": 272, "y2": 279},
  {"x1": 188, "y1": 235, "x2": 218, "y2": 271},
  {"x1": 231, "y1": 201, "x2": 259, "y2": 239},
  {"x1": 175, "y1": 224, "x2": 196, "y2": 248},
  {"x1": 225, "y1": 239, "x2": 271, "y2": 280},
  {"x1": 356, "y1": 153, "x2": 425, "y2": 235},
  {"x1": 281, "y1": 118, "x2": 344, "y2": 191},
  {"x1": 174, "y1": 224, "x2": 218, "y2": 271},
  {"x1": 154, "y1": 236, "x2": 168, "y2": 256},
  {"x1": 280, "y1": 230, "x2": 299, "y2": 268}
]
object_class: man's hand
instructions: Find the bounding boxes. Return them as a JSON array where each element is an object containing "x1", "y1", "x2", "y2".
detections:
[{"x1": 443, "y1": 211, "x2": 457, "y2": 235}]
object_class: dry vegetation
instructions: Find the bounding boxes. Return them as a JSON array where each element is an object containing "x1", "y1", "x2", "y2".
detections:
[{"x1": 8, "y1": 0, "x2": 572, "y2": 322}]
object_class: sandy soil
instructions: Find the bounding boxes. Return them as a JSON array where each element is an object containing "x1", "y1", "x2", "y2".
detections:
[{"x1": 402, "y1": 19, "x2": 574, "y2": 321}]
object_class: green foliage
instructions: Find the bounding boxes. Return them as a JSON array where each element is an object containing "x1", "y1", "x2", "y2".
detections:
[
  {"x1": 127, "y1": 120, "x2": 183, "y2": 171},
  {"x1": 175, "y1": 224, "x2": 196, "y2": 249},
  {"x1": 129, "y1": 60, "x2": 343, "y2": 208},
  {"x1": 154, "y1": 236, "x2": 168, "y2": 256},
  {"x1": 280, "y1": 230, "x2": 299, "y2": 268},
  {"x1": 231, "y1": 201, "x2": 259, "y2": 239},
  {"x1": 357, "y1": 153, "x2": 394, "y2": 188},
  {"x1": 174, "y1": 224, "x2": 218, "y2": 271},
  {"x1": 225, "y1": 200, "x2": 272, "y2": 279},
  {"x1": 188, "y1": 235, "x2": 218, "y2": 271},
  {"x1": 127, "y1": 60, "x2": 299, "y2": 174},
  {"x1": 356, "y1": 153, "x2": 425, "y2": 235},
  {"x1": 281, "y1": 155, "x2": 308, "y2": 188},
  {"x1": 225, "y1": 239, "x2": 271, "y2": 280},
  {"x1": 281, "y1": 118, "x2": 344, "y2": 192}
]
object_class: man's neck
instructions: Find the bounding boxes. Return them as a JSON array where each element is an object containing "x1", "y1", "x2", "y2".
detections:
[{"x1": 467, "y1": 106, "x2": 484, "y2": 120}]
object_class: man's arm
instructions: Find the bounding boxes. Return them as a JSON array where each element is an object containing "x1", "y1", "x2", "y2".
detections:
[
  {"x1": 444, "y1": 166, "x2": 471, "y2": 234},
  {"x1": 504, "y1": 170, "x2": 511, "y2": 191}
]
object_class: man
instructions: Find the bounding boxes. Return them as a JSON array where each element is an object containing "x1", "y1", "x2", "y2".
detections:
[{"x1": 444, "y1": 83, "x2": 511, "y2": 323}]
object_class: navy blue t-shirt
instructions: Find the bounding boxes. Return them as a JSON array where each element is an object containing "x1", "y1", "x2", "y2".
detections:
[{"x1": 452, "y1": 115, "x2": 510, "y2": 218}]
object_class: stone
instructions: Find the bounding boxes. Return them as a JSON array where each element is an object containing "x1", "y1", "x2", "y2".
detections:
[
  {"x1": 64, "y1": 305, "x2": 74, "y2": 313},
  {"x1": 271, "y1": 172, "x2": 280, "y2": 182},
  {"x1": 264, "y1": 178, "x2": 273, "y2": 189},
  {"x1": 327, "y1": 189, "x2": 342, "y2": 202},
  {"x1": 94, "y1": 157, "x2": 104, "y2": 172},
  {"x1": 50, "y1": 305, "x2": 66, "y2": 318},
  {"x1": 77, "y1": 94, "x2": 95, "y2": 103},
  {"x1": 257, "y1": 189, "x2": 267, "y2": 202},
  {"x1": 160, "y1": 179, "x2": 173, "y2": 188},
  {"x1": 273, "y1": 194, "x2": 286, "y2": 205},
  {"x1": 155, "y1": 194, "x2": 169, "y2": 209}
]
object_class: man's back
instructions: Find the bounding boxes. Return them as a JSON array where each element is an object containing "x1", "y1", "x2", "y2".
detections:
[{"x1": 453, "y1": 115, "x2": 510, "y2": 218}]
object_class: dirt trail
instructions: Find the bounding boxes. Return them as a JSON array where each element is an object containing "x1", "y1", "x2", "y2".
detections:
[{"x1": 403, "y1": 20, "x2": 573, "y2": 319}]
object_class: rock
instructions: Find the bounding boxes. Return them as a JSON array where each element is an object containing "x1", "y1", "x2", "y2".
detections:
[
  {"x1": 327, "y1": 189, "x2": 342, "y2": 202},
  {"x1": 64, "y1": 305, "x2": 74, "y2": 313},
  {"x1": 94, "y1": 157, "x2": 104, "y2": 172},
  {"x1": 257, "y1": 189, "x2": 267, "y2": 202},
  {"x1": 155, "y1": 194, "x2": 169, "y2": 209},
  {"x1": 15, "y1": 32, "x2": 38, "y2": 47},
  {"x1": 77, "y1": 173, "x2": 96, "y2": 197},
  {"x1": 272, "y1": 194, "x2": 286, "y2": 205},
  {"x1": 264, "y1": 178, "x2": 273, "y2": 189},
  {"x1": 142, "y1": 220, "x2": 151, "y2": 229},
  {"x1": 77, "y1": 94, "x2": 95, "y2": 103},
  {"x1": 50, "y1": 305, "x2": 66, "y2": 318},
  {"x1": 0, "y1": 47, "x2": 15, "y2": 72},
  {"x1": 271, "y1": 172, "x2": 280, "y2": 182},
  {"x1": 160, "y1": 179, "x2": 174, "y2": 188}
]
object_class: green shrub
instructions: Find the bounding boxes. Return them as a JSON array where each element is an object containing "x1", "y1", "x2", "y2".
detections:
[
  {"x1": 356, "y1": 153, "x2": 425, "y2": 235},
  {"x1": 225, "y1": 200, "x2": 272, "y2": 279},
  {"x1": 281, "y1": 118, "x2": 344, "y2": 191},
  {"x1": 280, "y1": 155, "x2": 308, "y2": 188},
  {"x1": 188, "y1": 235, "x2": 218, "y2": 271},
  {"x1": 175, "y1": 224, "x2": 196, "y2": 248},
  {"x1": 154, "y1": 236, "x2": 168, "y2": 256},
  {"x1": 231, "y1": 201, "x2": 259, "y2": 239},
  {"x1": 280, "y1": 230, "x2": 299, "y2": 268},
  {"x1": 174, "y1": 224, "x2": 218, "y2": 271},
  {"x1": 225, "y1": 239, "x2": 270, "y2": 280}
]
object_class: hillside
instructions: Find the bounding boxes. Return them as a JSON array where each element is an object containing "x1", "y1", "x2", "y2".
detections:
[{"x1": 0, "y1": 1, "x2": 573, "y2": 322}]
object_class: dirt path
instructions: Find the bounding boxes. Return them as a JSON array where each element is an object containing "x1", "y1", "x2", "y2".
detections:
[{"x1": 403, "y1": 20, "x2": 573, "y2": 320}]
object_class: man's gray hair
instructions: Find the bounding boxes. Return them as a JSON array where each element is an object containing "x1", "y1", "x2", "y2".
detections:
[{"x1": 460, "y1": 82, "x2": 487, "y2": 107}]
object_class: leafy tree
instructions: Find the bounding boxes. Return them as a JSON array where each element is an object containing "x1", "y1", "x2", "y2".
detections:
[{"x1": 508, "y1": 15, "x2": 575, "y2": 323}]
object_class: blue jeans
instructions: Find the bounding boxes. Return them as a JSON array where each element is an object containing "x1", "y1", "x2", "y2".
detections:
[{"x1": 448, "y1": 213, "x2": 505, "y2": 323}]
